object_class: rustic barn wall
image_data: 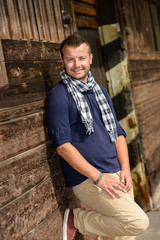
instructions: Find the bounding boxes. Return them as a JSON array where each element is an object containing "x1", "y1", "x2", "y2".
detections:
[
  {"x1": 119, "y1": 0, "x2": 160, "y2": 209},
  {"x1": 0, "y1": 39, "x2": 79, "y2": 240},
  {"x1": 129, "y1": 53, "x2": 160, "y2": 209}
]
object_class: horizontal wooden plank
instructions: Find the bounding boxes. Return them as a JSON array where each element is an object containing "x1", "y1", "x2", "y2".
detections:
[
  {"x1": 129, "y1": 60, "x2": 160, "y2": 72},
  {"x1": 0, "y1": 79, "x2": 58, "y2": 108},
  {"x1": 140, "y1": 124, "x2": 160, "y2": 160},
  {"x1": 22, "y1": 209, "x2": 64, "y2": 240},
  {"x1": 132, "y1": 80, "x2": 160, "y2": 105},
  {"x1": 73, "y1": 3, "x2": 97, "y2": 16},
  {"x1": 128, "y1": 51, "x2": 160, "y2": 61},
  {"x1": 0, "y1": 100, "x2": 44, "y2": 122},
  {"x1": 4, "y1": 61, "x2": 62, "y2": 84},
  {"x1": 0, "y1": 39, "x2": 61, "y2": 61},
  {"x1": 131, "y1": 69, "x2": 160, "y2": 86},
  {"x1": 146, "y1": 145, "x2": 160, "y2": 175},
  {"x1": 0, "y1": 142, "x2": 55, "y2": 208},
  {"x1": 0, "y1": 173, "x2": 72, "y2": 240},
  {"x1": 76, "y1": 18, "x2": 98, "y2": 29},
  {"x1": 78, "y1": 0, "x2": 95, "y2": 4},
  {"x1": 0, "y1": 112, "x2": 49, "y2": 161}
]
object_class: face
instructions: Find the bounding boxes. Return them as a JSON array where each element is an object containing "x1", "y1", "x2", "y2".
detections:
[{"x1": 61, "y1": 43, "x2": 93, "y2": 83}]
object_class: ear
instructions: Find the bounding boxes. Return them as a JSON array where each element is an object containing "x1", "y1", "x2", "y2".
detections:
[
  {"x1": 61, "y1": 57, "x2": 64, "y2": 67},
  {"x1": 90, "y1": 53, "x2": 93, "y2": 64}
]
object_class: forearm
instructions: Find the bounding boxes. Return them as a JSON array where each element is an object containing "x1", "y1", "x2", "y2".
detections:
[
  {"x1": 114, "y1": 135, "x2": 130, "y2": 171},
  {"x1": 56, "y1": 142, "x2": 100, "y2": 182},
  {"x1": 114, "y1": 135, "x2": 132, "y2": 190}
]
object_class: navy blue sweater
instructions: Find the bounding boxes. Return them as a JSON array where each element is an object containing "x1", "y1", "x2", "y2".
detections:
[{"x1": 46, "y1": 81, "x2": 126, "y2": 187}]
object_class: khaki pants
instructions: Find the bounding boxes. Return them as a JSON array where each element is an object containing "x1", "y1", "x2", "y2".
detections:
[{"x1": 73, "y1": 172, "x2": 149, "y2": 240}]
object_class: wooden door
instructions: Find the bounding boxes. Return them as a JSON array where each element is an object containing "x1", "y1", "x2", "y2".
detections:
[{"x1": 72, "y1": 0, "x2": 107, "y2": 88}]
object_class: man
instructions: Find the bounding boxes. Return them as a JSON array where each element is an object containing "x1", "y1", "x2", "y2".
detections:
[{"x1": 46, "y1": 32, "x2": 149, "y2": 240}]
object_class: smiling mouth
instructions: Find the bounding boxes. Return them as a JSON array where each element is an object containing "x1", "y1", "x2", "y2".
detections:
[{"x1": 72, "y1": 69, "x2": 83, "y2": 73}]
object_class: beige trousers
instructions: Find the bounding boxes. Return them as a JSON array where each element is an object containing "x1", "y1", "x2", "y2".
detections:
[{"x1": 72, "y1": 172, "x2": 149, "y2": 240}]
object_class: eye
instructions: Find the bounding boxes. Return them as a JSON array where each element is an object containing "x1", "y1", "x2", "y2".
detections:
[
  {"x1": 67, "y1": 58, "x2": 73, "y2": 62},
  {"x1": 80, "y1": 56, "x2": 86, "y2": 60}
]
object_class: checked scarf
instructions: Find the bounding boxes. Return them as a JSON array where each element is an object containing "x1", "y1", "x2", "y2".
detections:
[{"x1": 60, "y1": 70, "x2": 118, "y2": 142}]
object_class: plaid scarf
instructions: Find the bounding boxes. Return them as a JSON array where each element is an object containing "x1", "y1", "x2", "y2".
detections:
[{"x1": 60, "y1": 70, "x2": 118, "y2": 142}]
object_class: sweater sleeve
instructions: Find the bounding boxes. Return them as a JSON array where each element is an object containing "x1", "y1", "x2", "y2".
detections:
[{"x1": 45, "y1": 84, "x2": 72, "y2": 148}]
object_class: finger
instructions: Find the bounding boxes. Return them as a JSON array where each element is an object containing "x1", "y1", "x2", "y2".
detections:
[
  {"x1": 105, "y1": 188, "x2": 116, "y2": 199},
  {"x1": 109, "y1": 186, "x2": 122, "y2": 198},
  {"x1": 121, "y1": 179, "x2": 126, "y2": 185}
]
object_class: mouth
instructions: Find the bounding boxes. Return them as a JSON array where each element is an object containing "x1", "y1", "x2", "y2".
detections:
[{"x1": 72, "y1": 69, "x2": 84, "y2": 74}]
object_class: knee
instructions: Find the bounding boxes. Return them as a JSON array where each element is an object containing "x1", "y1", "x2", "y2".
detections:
[{"x1": 129, "y1": 213, "x2": 150, "y2": 235}]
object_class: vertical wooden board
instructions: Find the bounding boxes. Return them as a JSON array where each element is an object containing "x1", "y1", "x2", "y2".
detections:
[
  {"x1": 38, "y1": 0, "x2": 51, "y2": 41},
  {"x1": 123, "y1": 0, "x2": 135, "y2": 51},
  {"x1": 27, "y1": 0, "x2": 39, "y2": 40},
  {"x1": 17, "y1": 0, "x2": 30, "y2": 39},
  {"x1": 33, "y1": 0, "x2": 45, "y2": 40},
  {"x1": 13, "y1": 0, "x2": 23, "y2": 39},
  {"x1": 52, "y1": 0, "x2": 65, "y2": 42},
  {"x1": 0, "y1": 0, "x2": 10, "y2": 38},
  {"x1": 46, "y1": 0, "x2": 58, "y2": 42},
  {"x1": 23, "y1": 0, "x2": 35, "y2": 40},
  {"x1": 6, "y1": 0, "x2": 19, "y2": 39}
]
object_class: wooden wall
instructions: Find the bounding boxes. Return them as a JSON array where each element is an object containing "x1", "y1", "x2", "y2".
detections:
[
  {"x1": 119, "y1": 0, "x2": 160, "y2": 208},
  {"x1": 0, "y1": 0, "x2": 74, "y2": 42},
  {"x1": 0, "y1": 39, "x2": 78, "y2": 240}
]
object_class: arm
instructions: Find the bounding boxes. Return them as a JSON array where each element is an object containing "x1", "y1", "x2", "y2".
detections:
[
  {"x1": 57, "y1": 142, "x2": 127, "y2": 198},
  {"x1": 114, "y1": 135, "x2": 132, "y2": 191}
]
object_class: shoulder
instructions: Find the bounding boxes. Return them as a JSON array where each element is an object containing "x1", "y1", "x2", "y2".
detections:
[
  {"x1": 46, "y1": 81, "x2": 69, "y2": 105},
  {"x1": 47, "y1": 80, "x2": 67, "y2": 97},
  {"x1": 99, "y1": 85, "x2": 110, "y2": 99}
]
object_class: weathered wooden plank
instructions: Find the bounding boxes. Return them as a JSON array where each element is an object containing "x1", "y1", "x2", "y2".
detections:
[
  {"x1": 0, "y1": 111, "x2": 49, "y2": 161},
  {"x1": 22, "y1": 209, "x2": 64, "y2": 240},
  {"x1": 38, "y1": 0, "x2": 50, "y2": 41},
  {"x1": 33, "y1": 0, "x2": 45, "y2": 40},
  {"x1": 4, "y1": 61, "x2": 62, "y2": 84},
  {"x1": 0, "y1": 142, "x2": 56, "y2": 208},
  {"x1": 0, "y1": 61, "x2": 8, "y2": 86},
  {"x1": 27, "y1": 0, "x2": 40, "y2": 40},
  {"x1": 79, "y1": 0, "x2": 95, "y2": 4},
  {"x1": 146, "y1": 145, "x2": 160, "y2": 175},
  {"x1": 6, "y1": 0, "x2": 19, "y2": 39},
  {"x1": 0, "y1": 0, "x2": 10, "y2": 39},
  {"x1": 128, "y1": 51, "x2": 160, "y2": 60},
  {"x1": 132, "y1": 80, "x2": 160, "y2": 105},
  {"x1": 140, "y1": 124, "x2": 160, "y2": 160},
  {"x1": 0, "y1": 173, "x2": 70, "y2": 240},
  {"x1": 0, "y1": 39, "x2": 61, "y2": 61},
  {"x1": 131, "y1": 69, "x2": 160, "y2": 86},
  {"x1": 73, "y1": 3, "x2": 97, "y2": 16},
  {"x1": 46, "y1": 0, "x2": 58, "y2": 42},
  {"x1": 129, "y1": 60, "x2": 160, "y2": 71},
  {"x1": 0, "y1": 100, "x2": 44, "y2": 121},
  {"x1": 135, "y1": 95, "x2": 160, "y2": 124},
  {"x1": 0, "y1": 79, "x2": 57, "y2": 108},
  {"x1": 76, "y1": 18, "x2": 98, "y2": 29},
  {"x1": 53, "y1": 0, "x2": 65, "y2": 42}
]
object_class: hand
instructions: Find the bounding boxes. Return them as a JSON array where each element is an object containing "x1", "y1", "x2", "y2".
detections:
[
  {"x1": 97, "y1": 174, "x2": 127, "y2": 199},
  {"x1": 120, "y1": 169, "x2": 132, "y2": 192}
]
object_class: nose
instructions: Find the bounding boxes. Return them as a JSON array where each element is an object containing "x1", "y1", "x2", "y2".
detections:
[{"x1": 74, "y1": 59, "x2": 80, "y2": 68}]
